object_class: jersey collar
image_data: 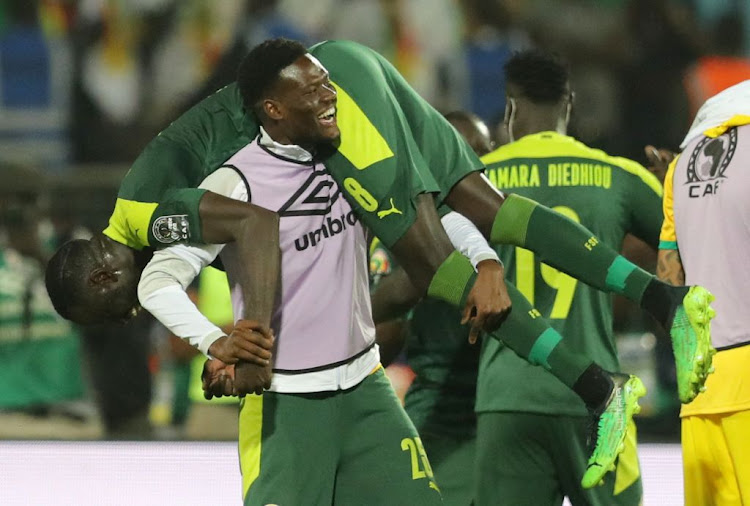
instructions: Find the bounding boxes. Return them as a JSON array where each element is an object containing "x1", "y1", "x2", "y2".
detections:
[{"x1": 259, "y1": 126, "x2": 314, "y2": 163}]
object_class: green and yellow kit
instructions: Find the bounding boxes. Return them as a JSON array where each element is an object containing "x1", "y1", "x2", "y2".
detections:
[
  {"x1": 475, "y1": 131, "x2": 663, "y2": 505},
  {"x1": 103, "y1": 40, "x2": 481, "y2": 251}
]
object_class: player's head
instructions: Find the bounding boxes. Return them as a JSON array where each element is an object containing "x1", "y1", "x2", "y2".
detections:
[
  {"x1": 444, "y1": 110, "x2": 494, "y2": 156},
  {"x1": 45, "y1": 234, "x2": 141, "y2": 325},
  {"x1": 238, "y1": 38, "x2": 339, "y2": 150},
  {"x1": 503, "y1": 50, "x2": 572, "y2": 142}
]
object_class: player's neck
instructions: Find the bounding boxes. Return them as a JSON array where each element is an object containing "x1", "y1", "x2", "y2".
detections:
[{"x1": 259, "y1": 126, "x2": 314, "y2": 162}]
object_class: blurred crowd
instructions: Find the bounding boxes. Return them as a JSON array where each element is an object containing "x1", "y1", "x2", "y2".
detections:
[{"x1": 1, "y1": 0, "x2": 749, "y2": 440}]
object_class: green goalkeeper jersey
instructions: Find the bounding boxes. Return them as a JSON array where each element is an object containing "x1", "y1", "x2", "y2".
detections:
[
  {"x1": 475, "y1": 131, "x2": 663, "y2": 416},
  {"x1": 103, "y1": 40, "x2": 481, "y2": 251}
]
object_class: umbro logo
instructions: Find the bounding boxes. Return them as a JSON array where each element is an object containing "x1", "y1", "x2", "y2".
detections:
[
  {"x1": 294, "y1": 211, "x2": 358, "y2": 251},
  {"x1": 278, "y1": 169, "x2": 341, "y2": 216}
]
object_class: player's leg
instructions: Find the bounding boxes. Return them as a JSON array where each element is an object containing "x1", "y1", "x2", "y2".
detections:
[
  {"x1": 445, "y1": 172, "x2": 715, "y2": 402},
  {"x1": 487, "y1": 277, "x2": 646, "y2": 487},
  {"x1": 390, "y1": 194, "x2": 597, "y2": 399},
  {"x1": 418, "y1": 433, "x2": 475, "y2": 506},
  {"x1": 390, "y1": 195, "x2": 643, "y2": 487},
  {"x1": 681, "y1": 414, "x2": 737, "y2": 506},
  {"x1": 556, "y1": 417, "x2": 642, "y2": 506},
  {"x1": 683, "y1": 410, "x2": 750, "y2": 506},
  {"x1": 239, "y1": 393, "x2": 337, "y2": 506},
  {"x1": 721, "y1": 409, "x2": 750, "y2": 504},
  {"x1": 474, "y1": 412, "x2": 563, "y2": 506},
  {"x1": 333, "y1": 367, "x2": 442, "y2": 505}
]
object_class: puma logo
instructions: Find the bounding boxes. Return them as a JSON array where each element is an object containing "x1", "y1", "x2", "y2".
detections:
[{"x1": 377, "y1": 198, "x2": 402, "y2": 219}]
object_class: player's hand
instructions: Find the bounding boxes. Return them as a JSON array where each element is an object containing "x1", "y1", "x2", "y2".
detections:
[
  {"x1": 234, "y1": 361, "x2": 273, "y2": 396},
  {"x1": 462, "y1": 259, "x2": 512, "y2": 344},
  {"x1": 202, "y1": 358, "x2": 273, "y2": 398},
  {"x1": 202, "y1": 359, "x2": 237, "y2": 399},
  {"x1": 207, "y1": 319, "x2": 274, "y2": 366},
  {"x1": 644, "y1": 145, "x2": 676, "y2": 183}
]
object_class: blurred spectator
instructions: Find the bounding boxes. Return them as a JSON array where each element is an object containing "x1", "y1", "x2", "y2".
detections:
[
  {"x1": 458, "y1": 0, "x2": 530, "y2": 124},
  {"x1": 284, "y1": 0, "x2": 464, "y2": 110},
  {"x1": 620, "y1": 0, "x2": 701, "y2": 157},
  {"x1": 691, "y1": 0, "x2": 750, "y2": 58},
  {"x1": 0, "y1": 165, "x2": 85, "y2": 417},
  {"x1": 519, "y1": 0, "x2": 631, "y2": 153},
  {"x1": 183, "y1": 267, "x2": 240, "y2": 440},
  {"x1": 81, "y1": 314, "x2": 154, "y2": 439},
  {"x1": 0, "y1": 0, "x2": 73, "y2": 171},
  {"x1": 684, "y1": 13, "x2": 750, "y2": 120},
  {"x1": 71, "y1": 0, "x2": 245, "y2": 162},
  {"x1": 177, "y1": 0, "x2": 312, "y2": 113}
]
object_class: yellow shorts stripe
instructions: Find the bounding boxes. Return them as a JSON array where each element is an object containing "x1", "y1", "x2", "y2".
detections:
[
  {"x1": 614, "y1": 419, "x2": 640, "y2": 495},
  {"x1": 239, "y1": 394, "x2": 264, "y2": 498}
]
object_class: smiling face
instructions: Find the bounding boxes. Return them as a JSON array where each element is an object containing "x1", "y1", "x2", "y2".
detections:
[{"x1": 261, "y1": 54, "x2": 339, "y2": 148}]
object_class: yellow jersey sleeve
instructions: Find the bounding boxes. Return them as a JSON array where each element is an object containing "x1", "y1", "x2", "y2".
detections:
[
  {"x1": 103, "y1": 198, "x2": 158, "y2": 250},
  {"x1": 659, "y1": 157, "x2": 679, "y2": 250}
]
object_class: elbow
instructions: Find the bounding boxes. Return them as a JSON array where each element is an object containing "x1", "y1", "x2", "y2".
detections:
[
  {"x1": 237, "y1": 205, "x2": 280, "y2": 244},
  {"x1": 137, "y1": 281, "x2": 154, "y2": 314}
]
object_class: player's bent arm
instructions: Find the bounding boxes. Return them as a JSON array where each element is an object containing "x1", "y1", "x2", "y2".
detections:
[
  {"x1": 371, "y1": 211, "x2": 504, "y2": 324},
  {"x1": 140, "y1": 168, "x2": 278, "y2": 365},
  {"x1": 371, "y1": 267, "x2": 421, "y2": 324},
  {"x1": 138, "y1": 246, "x2": 224, "y2": 356},
  {"x1": 441, "y1": 211, "x2": 510, "y2": 338},
  {"x1": 656, "y1": 248, "x2": 685, "y2": 286},
  {"x1": 376, "y1": 320, "x2": 409, "y2": 368}
]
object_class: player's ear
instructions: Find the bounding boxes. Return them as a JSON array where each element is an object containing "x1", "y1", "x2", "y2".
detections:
[
  {"x1": 263, "y1": 99, "x2": 284, "y2": 120},
  {"x1": 505, "y1": 97, "x2": 517, "y2": 142},
  {"x1": 89, "y1": 267, "x2": 117, "y2": 286},
  {"x1": 565, "y1": 91, "x2": 574, "y2": 124}
]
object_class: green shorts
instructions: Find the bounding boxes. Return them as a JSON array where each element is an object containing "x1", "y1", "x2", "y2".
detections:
[
  {"x1": 419, "y1": 432, "x2": 475, "y2": 506},
  {"x1": 475, "y1": 412, "x2": 642, "y2": 506},
  {"x1": 238, "y1": 368, "x2": 442, "y2": 506}
]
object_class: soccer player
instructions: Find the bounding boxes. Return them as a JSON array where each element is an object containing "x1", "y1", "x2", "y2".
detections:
[
  {"x1": 473, "y1": 49, "x2": 663, "y2": 505},
  {"x1": 135, "y1": 40, "x2": 451, "y2": 505},
  {"x1": 657, "y1": 80, "x2": 750, "y2": 506},
  {"x1": 46, "y1": 39, "x2": 712, "y2": 487},
  {"x1": 369, "y1": 110, "x2": 494, "y2": 506}
]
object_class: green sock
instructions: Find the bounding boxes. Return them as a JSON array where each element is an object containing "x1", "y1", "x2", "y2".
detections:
[
  {"x1": 489, "y1": 281, "x2": 593, "y2": 388},
  {"x1": 427, "y1": 250, "x2": 477, "y2": 307},
  {"x1": 491, "y1": 194, "x2": 653, "y2": 303}
]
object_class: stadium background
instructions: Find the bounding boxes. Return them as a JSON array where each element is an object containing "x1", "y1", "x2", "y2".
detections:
[{"x1": 1, "y1": 0, "x2": 749, "y2": 504}]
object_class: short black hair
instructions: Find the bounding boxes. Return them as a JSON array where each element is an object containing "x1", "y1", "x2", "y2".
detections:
[
  {"x1": 504, "y1": 50, "x2": 570, "y2": 104},
  {"x1": 237, "y1": 38, "x2": 309, "y2": 113},
  {"x1": 45, "y1": 239, "x2": 96, "y2": 321}
]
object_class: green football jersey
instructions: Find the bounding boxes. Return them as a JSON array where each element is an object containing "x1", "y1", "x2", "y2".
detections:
[
  {"x1": 475, "y1": 131, "x2": 663, "y2": 416},
  {"x1": 369, "y1": 239, "x2": 478, "y2": 438},
  {"x1": 104, "y1": 40, "x2": 482, "y2": 251},
  {"x1": 0, "y1": 248, "x2": 84, "y2": 408}
]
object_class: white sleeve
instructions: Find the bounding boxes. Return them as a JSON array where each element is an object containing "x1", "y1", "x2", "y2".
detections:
[
  {"x1": 441, "y1": 211, "x2": 501, "y2": 270},
  {"x1": 137, "y1": 167, "x2": 248, "y2": 356}
]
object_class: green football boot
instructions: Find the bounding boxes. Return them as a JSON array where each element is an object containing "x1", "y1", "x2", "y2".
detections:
[
  {"x1": 670, "y1": 286, "x2": 716, "y2": 403},
  {"x1": 581, "y1": 373, "x2": 646, "y2": 489}
]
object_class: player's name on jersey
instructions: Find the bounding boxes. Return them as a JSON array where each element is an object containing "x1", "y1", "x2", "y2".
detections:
[{"x1": 486, "y1": 162, "x2": 612, "y2": 189}]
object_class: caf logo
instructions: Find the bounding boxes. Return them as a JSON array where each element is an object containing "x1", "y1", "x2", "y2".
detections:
[
  {"x1": 152, "y1": 214, "x2": 190, "y2": 244},
  {"x1": 686, "y1": 128, "x2": 736, "y2": 183}
]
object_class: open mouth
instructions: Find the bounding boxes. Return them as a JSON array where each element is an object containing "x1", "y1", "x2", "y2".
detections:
[{"x1": 317, "y1": 106, "x2": 337, "y2": 126}]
